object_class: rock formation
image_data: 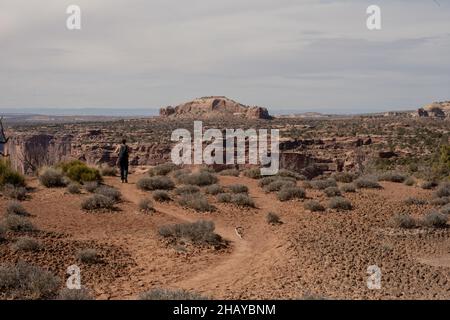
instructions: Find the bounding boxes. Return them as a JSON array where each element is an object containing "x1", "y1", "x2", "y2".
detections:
[
  {"x1": 415, "y1": 101, "x2": 450, "y2": 118},
  {"x1": 159, "y1": 96, "x2": 272, "y2": 120}
]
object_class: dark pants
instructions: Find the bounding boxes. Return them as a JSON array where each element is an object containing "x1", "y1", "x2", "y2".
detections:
[{"x1": 119, "y1": 159, "x2": 128, "y2": 182}]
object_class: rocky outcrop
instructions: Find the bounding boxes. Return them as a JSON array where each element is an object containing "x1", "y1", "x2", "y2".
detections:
[
  {"x1": 416, "y1": 101, "x2": 450, "y2": 118},
  {"x1": 159, "y1": 96, "x2": 272, "y2": 120}
]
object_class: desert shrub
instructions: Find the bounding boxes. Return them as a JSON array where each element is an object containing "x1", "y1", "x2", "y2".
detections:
[
  {"x1": 440, "y1": 204, "x2": 450, "y2": 215},
  {"x1": 435, "y1": 182, "x2": 450, "y2": 198},
  {"x1": 277, "y1": 169, "x2": 305, "y2": 180},
  {"x1": 304, "y1": 200, "x2": 325, "y2": 212},
  {"x1": 311, "y1": 178, "x2": 337, "y2": 190},
  {"x1": 404, "y1": 197, "x2": 427, "y2": 205},
  {"x1": 0, "y1": 160, "x2": 26, "y2": 187},
  {"x1": 390, "y1": 213, "x2": 416, "y2": 229},
  {"x1": 58, "y1": 287, "x2": 93, "y2": 300},
  {"x1": 421, "y1": 211, "x2": 448, "y2": 228},
  {"x1": 204, "y1": 184, "x2": 223, "y2": 195},
  {"x1": 340, "y1": 183, "x2": 356, "y2": 193},
  {"x1": 228, "y1": 184, "x2": 249, "y2": 194},
  {"x1": 0, "y1": 261, "x2": 60, "y2": 299},
  {"x1": 67, "y1": 183, "x2": 81, "y2": 194},
  {"x1": 152, "y1": 190, "x2": 171, "y2": 202},
  {"x1": 242, "y1": 168, "x2": 261, "y2": 179},
  {"x1": 277, "y1": 186, "x2": 306, "y2": 202},
  {"x1": 176, "y1": 171, "x2": 218, "y2": 186},
  {"x1": 355, "y1": 177, "x2": 382, "y2": 189},
  {"x1": 38, "y1": 167, "x2": 66, "y2": 188},
  {"x1": 139, "y1": 288, "x2": 206, "y2": 300},
  {"x1": 138, "y1": 198, "x2": 154, "y2": 213},
  {"x1": 2, "y1": 184, "x2": 27, "y2": 200},
  {"x1": 231, "y1": 193, "x2": 255, "y2": 208},
  {"x1": 174, "y1": 185, "x2": 200, "y2": 195},
  {"x1": 137, "y1": 176, "x2": 175, "y2": 191},
  {"x1": 264, "y1": 179, "x2": 295, "y2": 193},
  {"x1": 178, "y1": 194, "x2": 214, "y2": 212},
  {"x1": 172, "y1": 169, "x2": 191, "y2": 179},
  {"x1": 0, "y1": 224, "x2": 6, "y2": 241},
  {"x1": 216, "y1": 193, "x2": 232, "y2": 203},
  {"x1": 6, "y1": 201, "x2": 29, "y2": 216},
  {"x1": 420, "y1": 181, "x2": 438, "y2": 190},
  {"x1": 149, "y1": 163, "x2": 178, "y2": 176},
  {"x1": 404, "y1": 177, "x2": 415, "y2": 186},
  {"x1": 4, "y1": 215, "x2": 35, "y2": 232},
  {"x1": 430, "y1": 197, "x2": 450, "y2": 206},
  {"x1": 258, "y1": 176, "x2": 279, "y2": 187},
  {"x1": 100, "y1": 164, "x2": 117, "y2": 177},
  {"x1": 332, "y1": 172, "x2": 357, "y2": 183},
  {"x1": 328, "y1": 197, "x2": 352, "y2": 211},
  {"x1": 77, "y1": 249, "x2": 99, "y2": 264},
  {"x1": 158, "y1": 220, "x2": 222, "y2": 246},
  {"x1": 11, "y1": 237, "x2": 41, "y2": 252},
  {"x1": 81, "y1": 194, "x2": 115, "y2": 211},
  {"x1": 378, "y1": 171, "x2": 408, "y2": 183},
  {"x1": 59, "y1": 161, "x2": 101, "y2": 183},
  {"x1": 302, "y1": 181, "x2": 313, "y2": 189},
  {"x1": 219, "y1": 169, "x2": 240, "y2": 177},
  {"x1": 324, "y1": 187, "x2": 341, "y2": 197},
  {"x1": 266, "y1": 212, "x2": 281, "y2": 225},
  {"x1": 84, "y1": 181, "x2": 99, "y2": 193},
  {"x1": 95, "y1": 185, "x2": 121, "y2": 202}
]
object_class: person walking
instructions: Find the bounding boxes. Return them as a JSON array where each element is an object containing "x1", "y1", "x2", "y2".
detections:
[{"x1": 115, "y1": 139, "x2": 130, "y2": 183}]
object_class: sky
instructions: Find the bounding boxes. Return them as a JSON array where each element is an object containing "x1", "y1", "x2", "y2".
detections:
[{"x1": 0, "y1": 0, "x2": 449, "y2": 114}]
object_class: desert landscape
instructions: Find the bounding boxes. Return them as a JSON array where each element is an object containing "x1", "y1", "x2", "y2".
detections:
[{"x1": 1, "y1": 97, "x2": 450, "y2": 300}]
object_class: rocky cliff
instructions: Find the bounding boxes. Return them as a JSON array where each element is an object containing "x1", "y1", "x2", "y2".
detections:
[{"x1": 160, "y1": 96, "x2": 272, "y2": 120}]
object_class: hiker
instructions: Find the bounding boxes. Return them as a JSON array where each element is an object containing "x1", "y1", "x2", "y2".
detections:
[{"x1": 115, "y1": 139, "x2": 130, "y2": 183}]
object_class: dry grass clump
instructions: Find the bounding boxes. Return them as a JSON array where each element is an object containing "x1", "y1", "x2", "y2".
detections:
[
  {"x1": 81, "y1": 194, "x2": 115, "y2": 211},
  {"x1": 228, "y1": 184, "x2": 249, "y2": 194},
  {"x1": 0, "y1": 159, "x2": 26, "y2": 187},
  {"x1": 435, "y1": 182, "x2": 450, "y2": 198},
  {"x1": 84, "y1": 181, "x2": 99, "y2": 193},
  {"x1": 354, "y1": 176, "x2": 382, "y2": 189},
  {"x1": 340, "y1": 183, "x2": 356, "y2": 193},
  {"x1": 148, "y1": 163, "x2": 179, "y2": 176},
  {"x1": 328, "y1": 197, "x2": 352, "y2": 211},
  {"x1": 420, "y1": 181, "x2": 438, "y2": 190},
  {"x1": 100, "y1": 164, "x2": 117, "y2": 177},
  {"x1": 0, "y1": 261, "x2": 60, "y2": 299},
  {"x1": 4, "y1": 215, "x2": 35, "y2": 232},
  {"x1": 204, "y1": 184, "x2": 223, "y2": 195},
  {"x1": 304, "y1": 200, "x2": 325, "y2": 212},
  {"x1": 404, "y1": 197, "x2": 427, "y2": 206},
  {"x1": 152, "y1": 190, "x2": 171, "y2": 202},
  {"x1": 67, "y1": 183, "x2": 82, "y2": 194},
  {"x1": 219, "y1": 169, "x2": 240, "y2": 177},
  {"x1": 441, "y1": 204, "x2": 450, "y2": 215},
  {"x1": 178, "y1": 194, "x2": 215, "y2": 212},
  {"x1": 11, "y1": 237, "x2": 41, "y2": 252},
  {"x1": 323, "y1": 187, "x2": 341, "y2": 197},
  {"x1": 58, "y1": 287, "x2": 93, "y2": 300},
  {"x1": 430, "y1": 197, "x2": 450, "y2": 206},
  {"x1": 264, "y1": 179, "x2": 295, "y2": 193},
  {"x1": 403, "y1": 177, "x2": 415, "y2": 186},
  {"x1": 176, "y1": 171, "x2": 218, "y2": 186},
  {"x1": 421, "y1": 211, "x2": 448, "y2": 229},
  {"x1": 95, "y1": 185, "x2": 122, "y2": 202},
  {"x1": 39, "y1": 167, "x2": 66, "y2": 188},
  {"x1": 242, "y1": 168, "x2": 261, "y2": 179},
  {"x1": 231, "y1": 193, "x2": 255, "y2": 207},
  {"x1": 378, "y1": 171, "x2": 409, "y2": 183},
  {"x1": 0, "y1": 224, "x2": 6, "y2": 241},
  {"x1": 6, "y1": 201, "x2": 29, "y2": 216},
  {"x1": 390, "y1": 213, "x2": 416, "y2": 229},
  {"x1": 138, "y1": 198, "x2": 155, "y2": 213},
  {"x1": 311, "y1": 178, "x2": 337, "y2": 190},
  {"x1": 2, "y1": 184, "x2": 27, "y2": 200},
  {"x1": 159, "y1": 220, "x2": 222, "y2": 246},
  {"x1": 266, "y1": 212, "x2": 281, "y2": 225},
  {"x1": 332, "y1": 172, "x2": 358, "y2": 183},
  {"x1": 174, "y1": 185, "x2": 200, "y2": 195},
  {"x1": 277, "y1": 169, "x2": 305, "y2": 180},
  {"x1": 139, "y1": 288, "x2": 207, "y2": 300},
  {"x1": 77, "y1": 249, "x2": 100, "y2": 264},
  {"x1": 216, "y1": 193, "x2": 232, "y2": 203},
  {"x1": 277, "y1": 186, "x2": 306, "y2": 202},
  {"x1": 137, "y1": 176, "x2": 175, "y2": 191}
]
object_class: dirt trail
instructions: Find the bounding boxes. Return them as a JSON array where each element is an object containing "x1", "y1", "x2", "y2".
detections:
[{"x1": 107, "y1": 174, "x2": 285, "y2": 299}]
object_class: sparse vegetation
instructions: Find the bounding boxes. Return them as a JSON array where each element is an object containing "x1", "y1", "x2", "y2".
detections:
[
  {"x1": 152, "y1": 190, "x2": 171, "y2": 202},
  {"x1": 67, "y1": 182, "x2": 81, "y2": 194},
  {"x1": 6, "y1": 201, "x2": 29, "y2": 216},
  {"x1": 421, "y1": 211, "x2": 448, "y2": 229},
  {"x1": 323, "y1": 187, "x2": 341, "y2": 197},
  {"x1": 2, "y1": 184, "x2": 27, "y2": 200},
  {"x1": 0, "y1": 159, "x2": 26, "y2": 187},
  {"x1": 95, "y1": 185, "x2": 121, "y2": 202},
  {"x1": 148, "y1": 163, "x2": 178, "y2": 176},
  {"x1": 304, "y1": 200, "x2": 325, "y2": 212},
  {"x1": 404, "y1": 177, "x2": 415, "y2": 186},
  {"x1": 84, "y1": 181, "x2": 99, "y2": 193},
  {"x1": 77, "y1": 249, "x2": 100, "y2": 264},
  {"x1": 332, "y1": 172, "x2": 357, "y2": 183},
  {"x1": 264, "y1": 179, "x2": 295, "y2": 192},
  {"x1": 174, "y1": 184, "x2": 200, "y2": 195},
  {"x1": 216, "y1": 193, "x2": 232, "y2": 203},
  {"x1": 340, "y1": 183, "x2": 356, "y2": 193},
  {"x1": 204, "y1": 184, "x2": 223, "y2": 195},
  {"x1": 158, "y1": 220, "x2": 222, "y2": 246},
  {"x1": 311, "y1": 178, "x2": 337, "y2": 190},
  {"x1": 100, "y1": 164, "x2": 117, "y2": 177},
  {"x1": 58, "y1": 287, "x2": 93, "y2": 300},
  {"x1": 328, "y1": 197, "x2": 352, "y2": 211},
  {"x1": 219, "y1": 169, "x2": 240, "y2": 177},
  {"x1": 242, "y1": 168, "x2": 261, "y2": 179},
  {"x1": 277, "y1": 186, "x2": 306, "y2": 202},
  {"x1": 138, "y1": 288, "x2": 207, "y2": 300},
  {"x1": 178, "y1": 194, "x2": 215, "y2": 212},
  {"x1": 39, "y1": 167, "x2": 66, "y2": 188},
  {"x1": 404, "y1": 197, "x2": 427, "y2": 206},
  {"x1": 355, "y1": 177, "x2": 382, "y2": 189},
  {"x1": 431, "y1": 197, "x2": 450, "y2": 206},
  {"x1": 137, "y1": 176, "x2": 175, "y2": 191},
  {"x1": 420, "y1": 181, "x2": 438, "y2": 190},
  {"x1": 378, "y1": 171, "x2": 409, "y2": 183},
  {"x1": 0, "y1": 224, "x2": 7, "y2": 241},
  {"x1": 231, "y1": 193, "x2": 255, "y2": 207},
  {"x1": 228, "y1": 184, "x2": 249, "y2": 194},
  {"x1": 435, "y1": 182, "x2": 450, "y2": 198},
  {"x1": 266, "y1": 212, "x2": 281, "y2": 225},
  {"x1": 59, "y1": 160, "x2": 102, "y2": 183},
  {"x1": 11, "y1": 237, "x2": 41, "y2": 252},
  {"x1": 138, "y1": 198, "x2": 155, "y2": 213},
  {"x1": 391, "y1": 213, "x2": 416, "y2": 229},
  {"x1": 4, "y1": 215, "x2": 35, "y2": 232},
  {"x1": 277, "y1": 169, "x2": 305, "y2": 180},
  {"x1": 176, "y1": 171, "x2": 218, "y2": 186},
  {"x1": 81, "y1": 194, "x2": 115, "y2": 211}
]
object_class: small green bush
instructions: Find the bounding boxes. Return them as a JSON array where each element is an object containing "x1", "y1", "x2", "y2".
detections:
[
  {"x1": 0, "y1": 160, "x2": 25, "y2": 187},
  {"x1": 39, "y1": 167, "x2": 66, "y2": 188},
  {"x1": 277, "y1": 186, "x2": 306, "y2": 201},
  {"x1": 304, "y1": 200, "x2": 325, "y2": 212},
  {"x1": 430, "y1": 197, "x2": 450, "y2": 206},
  {"x1": 153, "y1": 190, "x2": 171, "y2": 202},
  {"x1": 137, "y1": 176, "x2": 175, "y2": 191},
  {"x1": 59, "y1": 160, "x2": 101, "y2": 183},
  {"x1": 277, "y1": 169, "x2": 305, "y2": 180},
  {"x1": 328, "y1": 197, "x2": 352, "y2": 211}
]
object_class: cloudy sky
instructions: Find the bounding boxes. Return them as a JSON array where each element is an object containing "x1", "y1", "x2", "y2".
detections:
[{"x1": 0, "y1": 0, "x2": 449, "y2": 114}]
